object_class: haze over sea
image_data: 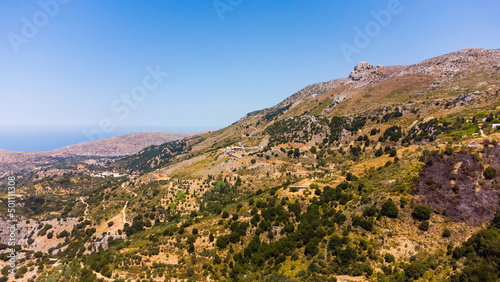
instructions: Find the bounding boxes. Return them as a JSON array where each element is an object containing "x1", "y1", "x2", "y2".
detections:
[{"x1": 0, "y1": 126, "x2": 210, "y2": 152}]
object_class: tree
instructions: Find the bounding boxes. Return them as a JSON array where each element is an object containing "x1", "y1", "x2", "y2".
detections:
[
  {"x1": 216, "y1": 236, "x2": 228, "y2": 249},
  {"x1": 309, "y1": 183, "x2": 319, "y2": 189},
  {"x1": 222, "y1": 211, "x2": 229, "y2": 218},
  {"x1": 380, "y1": 199, "x2": 399, "y2": 218},
  {"x1": 400, "y1": 197, "x2": 408, "y2": 208},
  {"x1": 418, "y1": 220, "x2": 429, "y2": 231},
  {"x1": 345, "y1": 172, "x2": 358, "y2": 181},
  {"x1": 310, "y1": 146, "x2": 317, "y2": 154},
  {"x1": 484, "y1": 166, "x2": 497, "y2": 179},
  {"x1": 14, "y1": 266, "x2": 28, "y2": 279},
  {"x1": 383, "y1": 126, "x2": 403, "y2": 142},
  {"x1": 491, "y1": 212, "x2": 500, "y2": 229},
  {"x1": 213, "y1": 254, "x2": 222, "y2": 264},
  {"x1": 389, "y1": 148, "x2": 397, "y2": 157},
  {"x1": 442, "y1": 228, "x2": 451, "y2": 237},
  {"x1": 293, "y1": 148, "x2": 300, "y2": 158},
  {"x1": 385, "y1": 253, "x2": 395, "y2": 263},
  {"x1": 412, "y1": 205, "x2": 431, "y2": 221},
  {"x1": 251, "y1": 159, "x2": 257, "y2": 164},
  {"x1": 187, "y1": 243, "x2": 195, "y2": 253},
  {"x1": 405, "y1": 261, "x2": 426, "y2": 279},
  {"x1": 363, "y1": 205, "x2": 379, "y2": 217}
]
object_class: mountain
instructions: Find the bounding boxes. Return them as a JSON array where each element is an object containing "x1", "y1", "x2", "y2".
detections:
[
  {"x1": 0, "y1": 130, "x2": 210, "y2": 177},
  {"x1": 2, "y1": 48, "x2": 500, "y2": 282},
  {"x1": 46, "y1": 131, "x2": 211, "y2": 158}
]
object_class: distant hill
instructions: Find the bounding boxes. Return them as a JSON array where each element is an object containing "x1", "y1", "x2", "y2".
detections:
[
  {"x1": 0, "y1": 130, "x2": 211, "y2": 176},
  {"x1": 47, "y1": 131, "x2": 211, "y2": 157}
]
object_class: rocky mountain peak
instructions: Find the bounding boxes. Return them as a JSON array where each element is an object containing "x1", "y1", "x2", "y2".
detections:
[
  {"x1": 347, "y1": 61, "x2": 381, "y2": 87},
  {"x1": 348, "y1": 61, "x2": 375, "y2": 80}
]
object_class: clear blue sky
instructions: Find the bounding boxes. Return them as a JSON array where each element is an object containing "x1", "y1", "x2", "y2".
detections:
[{"x1": 1, "y1": 0, "x2": 499, "y2": 134}]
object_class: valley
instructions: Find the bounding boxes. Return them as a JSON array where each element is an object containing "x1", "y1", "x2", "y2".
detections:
[{"x1": 1, "y1": 48, "x2": 500, "y2": 281}]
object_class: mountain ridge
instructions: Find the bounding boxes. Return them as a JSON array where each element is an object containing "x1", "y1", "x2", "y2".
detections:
[
  {"x1": 0, "y1": 130, "x2": 211, "y2": 176},
  {"x1": 2, "y1": 47, "x2": 500, "y2": 281}
]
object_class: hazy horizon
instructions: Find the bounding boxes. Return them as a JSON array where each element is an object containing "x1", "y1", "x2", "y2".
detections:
[{"x1": 0, "y1": 125, "x2": 213, "y2": 152}]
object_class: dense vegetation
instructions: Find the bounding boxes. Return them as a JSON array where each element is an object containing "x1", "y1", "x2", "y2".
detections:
[{"x1": 118, "y1": 140, "x2": 189, "y2": 173}]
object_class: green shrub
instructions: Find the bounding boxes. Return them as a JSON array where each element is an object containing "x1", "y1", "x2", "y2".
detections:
[
  {"x1": 310, "y1": 146, "x2": 317, "y2": 154},
  {"x1": 345, "y1": 172, "x2": 358, "y2": 181},
  {"x1": 412, "y1": 205, "x2": 431, "y2": 221},
  {"x1": 381, "y1": 199, "x2": 399, "y2": 218},
  {"x1": 418, "y1": 220, "x2": 429, "y2": 231},
  {"x1": 484, "y1": 166, "x2": 497, "y2": 179},
  {"x1": 399, "y1": 197, "x2": 408, "y2": 208},
  {"x1": 309, "y1": 183, "x2": 319, "y2": 189},
  {"x1": 216, "y1": 236, "x2": 228, "y2": 249},
  {"x1": 405, "y1": 261, "x2": 427, "y2": 279},
  {"x1": 441, "y1": 228, "x2": 451, "y2": 237},
  {"x1": 363, "y1": 205, "x2": 379, "y2": 217},
  {"x1": 384, "y1": 253, "x2": 396, "y2": 263},
  {"x1": 15, "y1": 266, "x2": 28, "y2": 279}
]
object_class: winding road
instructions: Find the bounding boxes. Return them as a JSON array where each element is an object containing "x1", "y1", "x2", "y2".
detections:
[
  {"x1": 79, "y1": 197, "x2": 90, "y2": 216},
  {"x1": 122, "y1": 201, "x2": 129, "y2": 224}
]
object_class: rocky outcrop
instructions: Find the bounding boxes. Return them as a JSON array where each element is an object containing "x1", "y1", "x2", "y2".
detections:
[
  {"x1": 279, "y1": 78, "x2": 348, "y2": 107},
  {"x1": 402, "y1": 48, "x2": 500, "y2": 77},
  {"x1": 0, "y1": 217, "x2": 79, "y2": 253},
  {"x1": 348, "y1": 61, "x2": 375, "y2": 81},
  {"x1": 259, "y1": 48, "x2": 500, "y2": 112}
]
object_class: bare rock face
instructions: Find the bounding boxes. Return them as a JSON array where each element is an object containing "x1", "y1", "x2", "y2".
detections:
[
  {"x1": 0, "y1": 217, "x2": 79, "y2": 252},
  {"x1": 348, "y1": 61, "x2": 375, "y2": 81},
  {"x1": 403, "y1": 48, "x2": 500, "y2": 77},
  {"x1": 279, "y1": 78, "x2": 348, "y2": 107},
  {"x1": 348, "y1": 62, "x2": 406, "y2": 88}
]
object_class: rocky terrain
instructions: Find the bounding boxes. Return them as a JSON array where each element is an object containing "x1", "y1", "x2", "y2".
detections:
[{"x1": 1, "y1": 48, "x2": 500, "y2": 281}]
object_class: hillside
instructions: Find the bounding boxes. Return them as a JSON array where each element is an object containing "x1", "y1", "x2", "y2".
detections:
[
  {"x1": 47, "y1": 131, "x2": 212, "y2": 158},
  {"x1": 2, "y1": 48, "x2": 500, "y2": 282},
  {"x1": 0, "y1": 131, "x2": 210, "y2": 177}
]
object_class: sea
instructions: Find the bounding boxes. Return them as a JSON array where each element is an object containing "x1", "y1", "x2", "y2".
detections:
[{"x1": 0, "y1": 126, "x2": 210, "y2": 152}]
